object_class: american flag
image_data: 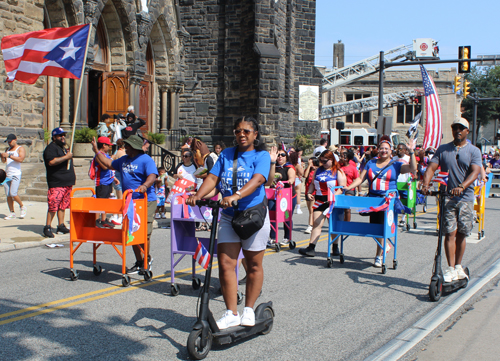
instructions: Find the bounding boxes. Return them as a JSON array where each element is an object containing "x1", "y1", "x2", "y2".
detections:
[
  {"x1": 193, "y1": 240, "x2": 211, "y2": 269},
  {"x1": 420, "y1": 65, "x2": 442, "y2": 150},
  {"x1": 431, "y1": 171, "x2": 448, "y2": 186}
]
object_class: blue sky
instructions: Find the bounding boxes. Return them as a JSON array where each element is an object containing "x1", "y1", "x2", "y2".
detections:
[{"x1": 315, "y1": 0, "x2": 499, "y2": 69}]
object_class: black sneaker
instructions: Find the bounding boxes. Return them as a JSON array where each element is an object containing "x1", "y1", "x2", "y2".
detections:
[
  {"x1": 43, "y1": 226, "x2": 54, "y2": 238},
  {"x1": 95, "y1": 220, "x2": 106, "y2": 229},
  {"x1": 298, "y1": 244, "x2": 316, "y2": 257},
  {"x1": 332, "y1": 244, "x2": 340, "y2": 256},
  {"x1": 56, "y1": 224, "x2": 70, "y2": 234},
  {"x1": 102, "y1": 219, "x2": 115, "y2": 229},
  {"x1": 127, "y1": 260, "x2": 141, "y2": 274}
]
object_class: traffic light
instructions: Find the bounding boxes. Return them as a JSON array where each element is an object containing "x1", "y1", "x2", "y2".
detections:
[
  {"x1": 453, "y1": 75, "x2": 461, "y2": 94},
  {"x1": 458, "y1": 46, "x2": 471, "y2": 74},
  {"x1": 463, "y1": 79, "x2": 471, "y2": 98}
]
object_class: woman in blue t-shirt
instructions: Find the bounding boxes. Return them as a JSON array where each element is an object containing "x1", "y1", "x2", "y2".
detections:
[
  {"x1": 346, "y1": 135, "x2": 417, "y2": 267},
  {"x1": 187, "y1": 116, "x2": 271, "y2": 330}
]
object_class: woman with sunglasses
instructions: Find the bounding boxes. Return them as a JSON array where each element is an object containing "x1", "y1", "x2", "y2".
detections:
[
  {"x1": 173, "y1": 150, "x2": 201, "y2": 192},
  {"x1": 298, "y1": 150, "x2": 346, "y2": 257},
  {"x1": 187, "y1": 116, "x2": 270, "y2": 330},
  {"x1": 345, "y1": 135, "x2": 417, "y2": 267},
  {"x1": 266, "y1": 149, "x2": 296, "y2": 247}
]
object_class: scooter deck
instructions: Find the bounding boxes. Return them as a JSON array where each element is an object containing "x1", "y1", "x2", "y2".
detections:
[{"x1": 443, "y1": 277, "x2": 468, "y2": 293}]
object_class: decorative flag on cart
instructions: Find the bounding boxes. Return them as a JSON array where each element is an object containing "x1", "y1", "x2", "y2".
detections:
[
  {"x1": 193, "y1": 239, "x2": 211, "y2": 269},
  {"x1": 419, "y1": 65, "x2": 442, "y2": 151},
  {"x1": 323, "y1": 186, "x2": 336, "y2": 218},
  {"x1": 1, "y1": 24, "x2": 90, "y2": 84},
  {"x1": 359, "y1": 192, "x2": 396, "y2": 214},
  {"x1": 432, "y1": 171, "x2": 449, "y2": 186},
  {"x1": 123, "y1": 192, "x2": 141, "y2": 244}
]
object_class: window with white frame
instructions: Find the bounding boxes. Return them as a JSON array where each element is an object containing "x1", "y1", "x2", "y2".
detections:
[
  {"x1": 396, "y1": 96, "x2": 423, "y2": 124},
  {"x1": 345, "y1": 93, "x2": 371, "y2": 124}
]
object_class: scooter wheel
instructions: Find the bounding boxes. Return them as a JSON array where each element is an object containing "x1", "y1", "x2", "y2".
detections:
[
  {"x1": 171, "y1": 284, "x2": 180, "y2": 296},
  {"x1": 187, "y1": 328, "x2": 213, "y2": 360},
  {"x1": 258, "y1": 306, "x2": 274, "y2": 335},
  {"x1": 429, "y1": 278, "x2": 442, "y2": 302},
  {"x1": 192, "y1": 278, "x2": 201, "y2": 290},
  {"x1": 289, "y1": 241, "x2": 296, "y2": 250},
  {"x1": 275, "y1": 243, "x2": 281, "y2": 253}
]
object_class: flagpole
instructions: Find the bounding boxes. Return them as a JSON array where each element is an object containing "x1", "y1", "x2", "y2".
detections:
[{"x1": 68, "y1": 23, "x2": 92, "y2": 170}]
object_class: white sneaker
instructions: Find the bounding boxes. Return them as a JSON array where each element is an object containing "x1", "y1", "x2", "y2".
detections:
[
  {"x1": 443, "y1": 266, "x2": 458, "y2": 283},
  {"x1": 161, "y1": 213, "x2": 167, "y2": 219},
  {"x1": 455, "y1": 265, "x2": 469, "y2": 280},
  {"x1": 154, "y1": 213, "x2": 161, "y2": 219},
  {"x1": 296, "y1": 206, "x2": 303, "y2": 215},
  {"x1": 374, "y1": 256, "x2": 382, "y2": 268},
  {"x1": 304, "y1": 225, "x2": 312, "y2": 234},
  {"x1": 280, "y1": 238, "x2": 290, "y2": 246},
  {"x1": 266, "y1": 239, "x2": 276, "y2": 248},
  {"x1": 240, "y1": 307, "x2": 255, "y2": 327},
  {"x1": 216, "y1": 310, "x2": 240, "y2": 330},
  {"x1": 4, "y1": 212, "x2": 16, "y2": 220},
  {"x1": 19, "y1": 206, "x2": 27, "y2": 219}
]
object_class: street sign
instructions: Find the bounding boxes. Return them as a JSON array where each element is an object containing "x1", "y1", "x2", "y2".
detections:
[{"x1": 477, "y1": 55, "x2": 500, "y2": 66}]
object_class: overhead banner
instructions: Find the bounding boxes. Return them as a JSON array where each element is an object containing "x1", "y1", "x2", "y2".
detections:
[{"x1": 299, "y1": 85, "x2": 319, "y2": 121}]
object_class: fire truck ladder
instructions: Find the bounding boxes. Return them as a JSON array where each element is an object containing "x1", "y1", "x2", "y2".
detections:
[
  {"x1": 322, "y1": 44, "x2": 413, "y2": 91},
  {"x1": 321, "y1": 90, "x2": 420, "y2": 120}
]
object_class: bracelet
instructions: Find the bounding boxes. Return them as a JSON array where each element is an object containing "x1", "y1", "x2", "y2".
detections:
[
  {"x1": 409, "y1": 152, "x2": 415, "y2": 155},
  {"x1": 271, "y1": 161, "x2": 276, "y2": 164}
]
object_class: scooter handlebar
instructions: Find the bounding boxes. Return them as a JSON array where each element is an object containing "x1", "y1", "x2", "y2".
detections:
[{"x1": 194, "y1": 199, "x2": 238, "y2": 208}]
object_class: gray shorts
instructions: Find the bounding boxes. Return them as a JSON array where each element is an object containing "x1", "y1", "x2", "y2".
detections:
[
  {"x1": 218, "y1": 211, "x2": 270, "y2": 252},
  {"x1": 443, "y1": 198, "x2": 474, "y2": 236},
  {"x1": 4, "y1": 175, "x2": 21, "y2": 197}
]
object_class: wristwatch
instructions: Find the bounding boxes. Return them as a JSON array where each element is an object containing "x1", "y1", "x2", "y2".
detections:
[
  {"x1": 235, "y1": 191, "x2": 242, "y2": 199},
  {"x1": 458, "y1": 183, "x2": 465, "y2": 189}
]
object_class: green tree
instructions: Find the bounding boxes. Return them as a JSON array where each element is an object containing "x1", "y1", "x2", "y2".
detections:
[{"x1": 461, "y1": 66, "x2": 500, "y2": 139}]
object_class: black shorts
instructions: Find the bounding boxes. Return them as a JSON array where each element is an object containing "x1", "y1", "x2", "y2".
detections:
[{"x1": 96, "y1": 184, "x2": 113, "y2": 199}]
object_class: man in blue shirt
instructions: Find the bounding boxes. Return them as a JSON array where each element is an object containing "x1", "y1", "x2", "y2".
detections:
[{"x1": 92, "y1": 134, "x2": 158, "y2": 274}]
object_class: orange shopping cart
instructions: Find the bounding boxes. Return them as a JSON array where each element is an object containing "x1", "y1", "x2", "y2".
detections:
[{"x1": 69, "y1": 187, "x2": 151, "y2": 286}]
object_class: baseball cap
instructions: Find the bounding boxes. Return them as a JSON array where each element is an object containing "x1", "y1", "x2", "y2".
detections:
[
  {"x1": 97, "y1": 136, "x2": 111, "y2": 145},
  {"x1": 5, "y1": 134, "x2": 16, "y2": 142},
  {"x1": 123, "y1": 135, "x2": 144, "y2": 151},
  {"x1": 452, "y1": 117, "x2": 469, "y2": 129},
  {"x1": 51, "y1": 127, "x2": 67, "y2": 136}
]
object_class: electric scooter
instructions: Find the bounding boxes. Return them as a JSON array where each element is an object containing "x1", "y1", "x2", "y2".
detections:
[
  {"x1": 187, "y1": 199, "x2": 274, "y2": 360},
  {"x1": 428, "y1": 190, "x2": 469, "y2": 302}
]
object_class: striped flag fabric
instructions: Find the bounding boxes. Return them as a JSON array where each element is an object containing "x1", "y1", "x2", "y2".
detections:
[
  {"x1": 193, "y1": 240, "x2": 211, "y2": 269},
  {"x1": 431, "y1": 171, "x2": 449, "y2": 186},
  {"x1": 419, "y1": 65, "x2": 442, "y2": 150},
  {"x1": 1, "y1": 24, "x2": 90, "y2": 84}
]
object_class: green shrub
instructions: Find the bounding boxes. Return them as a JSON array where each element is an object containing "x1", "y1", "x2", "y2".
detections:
[
  {"x1": 293, "y1": 134, "x2": 313, "y2": 153},
  {"x1": 146, "y1": 132, "x2": 166, "y2": 145},
  {"x1": 44, "y1": 129, "x2": 50, "y2": 144},
  {"x1": 74, "y1": 128, "x2": 97, "y2": 143}
]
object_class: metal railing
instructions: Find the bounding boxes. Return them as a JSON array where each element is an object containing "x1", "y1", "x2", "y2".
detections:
[
  {"x1": 165, "y1": 129, "x2": 187, "y2": 151},
  {"x1": 140, "y1": 136, "x2": 180, "y2": 176}
]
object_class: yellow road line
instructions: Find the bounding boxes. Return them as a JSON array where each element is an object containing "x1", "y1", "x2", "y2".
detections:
[{"x1": 0, "y1": 234, "x2": 327, "y2": 326}]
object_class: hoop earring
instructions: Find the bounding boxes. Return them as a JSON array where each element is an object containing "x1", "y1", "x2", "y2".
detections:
[
  {"x1": 233, "y1": 139, "x2": 238, "y2": 146},
  {"x1": 254, "y1": 139, "x2": 260, "y2": 146}
]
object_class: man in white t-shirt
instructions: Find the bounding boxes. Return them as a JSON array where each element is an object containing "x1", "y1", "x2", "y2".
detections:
[{"x1": 314, "y1": 138, "x2": 328, "y2": 157}]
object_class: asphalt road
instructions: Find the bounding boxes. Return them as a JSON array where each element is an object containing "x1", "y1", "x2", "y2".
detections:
[{"x1": 1, "y1": 196, "x2": 500, "y2": 361}]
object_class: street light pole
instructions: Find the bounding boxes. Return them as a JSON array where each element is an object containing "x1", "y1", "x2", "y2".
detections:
[
  {"x1": 472, "y1": 93, "x2": 478, "y2": 145},
  {"x1": 378, "y1": 51, "x2": 384, "y2": 137}
]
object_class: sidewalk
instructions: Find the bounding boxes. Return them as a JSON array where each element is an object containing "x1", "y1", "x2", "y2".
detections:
[
  {"x1": 0, "y1": 201, "x2": 70, "y2": 252},
  {"x1": 414, "y1": 279, "x2": 500, "y2": 360}
]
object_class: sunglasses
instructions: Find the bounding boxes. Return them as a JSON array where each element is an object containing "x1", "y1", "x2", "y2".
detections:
[
  {"x1": 277, "y1": 153, "x2": 287, "y2": 157},
  {"x1": 183, "y1": 154, "x2": 192, "y2": 158},
  {"x1": 319, "y1": 158, "x2": 330, "y2": 163},
  {"x1": 452, "y1": 125, "x2": 466, "y2": 131},
  {"x1": 233, "y1": 129, "x2": 254, "y2": 136}
]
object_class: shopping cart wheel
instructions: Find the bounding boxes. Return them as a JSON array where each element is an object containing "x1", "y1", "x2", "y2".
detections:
[
  {"x1": 289, "y1": 241, "x2": 296, "y2": 250},
  {"x1": 70, "y1": 269, "x2": 79, "y2": 281},
  {"x1": 381, "y1": 265, "x2": 387, "y2": 274},
  {"x1": 339, "y1": 254, "x2": 345, "y2": 264},
  {"x1": 414, "y1": 222, "x2": 417, "y2": 229},
  {"x1": 237, "y1": 291, "x2": 244, "y2": 305},
  {"x1": 122, "y1": 275, "x2": 131, "y2": 287},
  {"x1": 406, "y1": 223, "x2": 410, "y2": 232},
  {"x1": 192, "y1": 277, "x2": 201, "y2": 290},
  {"x1": 93, "y1": 265, "x2": 102, "y2": 276},
  {"x1": 143, "y1": 270, "x2": 153, "y2": 282},
  {"x1": 423, "y1": 205, "x2": 427, "y2": 213},
  {"x1": 275, "y1": 243, "x2": 281, "y2": 253},
  {"x1": 187, "y1": 328, "x2": 212, "y2": 360},
  {"x1": 327, "y1": 258, "x2": 333, "y2": 268},
  {"x1": 393, "y1": 260, "x2": 398, "y2": 270},
  {"x1": 482, "y1": 230, "x2": 485, "y2": 238},
  {"x1": 478, "y1": 232, "x2": 481, "y2": 240},
  {"x1": 171, "y1": 284, "x2": 180, "y2": 296}
]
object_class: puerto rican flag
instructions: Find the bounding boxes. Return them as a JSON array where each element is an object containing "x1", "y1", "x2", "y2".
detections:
[
  {"x1": 1, "y1": 24, "x2": 90, "y2": 84},
  {"x1": 123, "y1": 192, "x2": 141, "y2": 244},
  {"x1": 193, "y1": 240, "x2": 211, "y2": 270},
  {"x1": 368, "y1": 168, "x2": 392, "y2": 192},
  {"x1": 420, "y1": 66, "x2": 442, "y2": 151},
  {"x1": 432, "y1": 171, "x2": 448, "y2": 186}
]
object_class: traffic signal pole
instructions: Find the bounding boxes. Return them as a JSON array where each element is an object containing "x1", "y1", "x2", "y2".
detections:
[{"x1": 378, "y1": 51, "x2": 384, "y2": 129}]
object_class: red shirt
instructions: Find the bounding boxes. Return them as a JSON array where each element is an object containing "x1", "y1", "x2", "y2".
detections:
[{"x1": 341, "y1": 160, "x2": 359, "y2": 187}]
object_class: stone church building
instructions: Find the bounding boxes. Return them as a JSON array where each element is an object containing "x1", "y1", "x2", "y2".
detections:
[{"x1": 0, "y1": 0, "x2": 321, "y2": 161}]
